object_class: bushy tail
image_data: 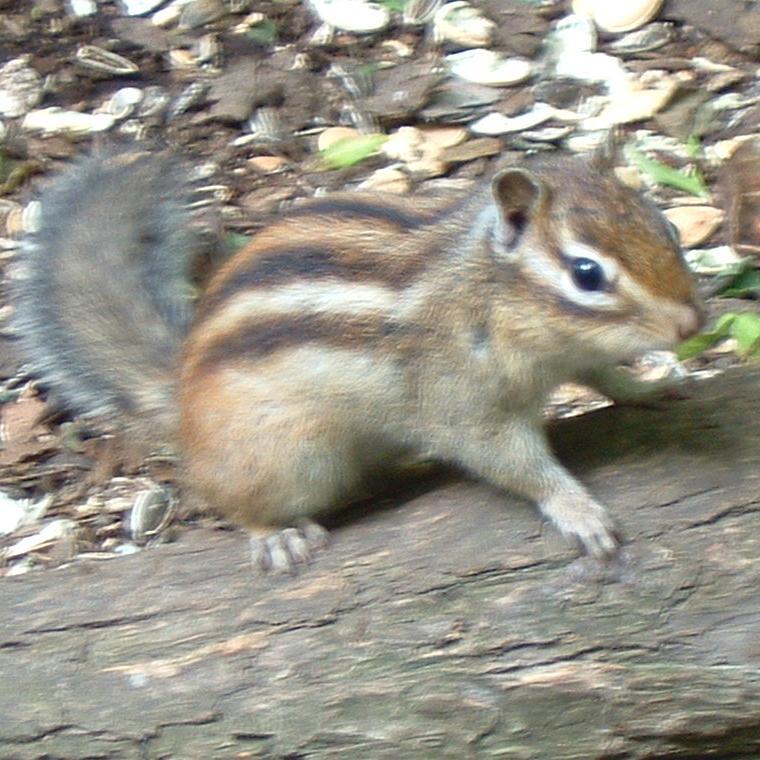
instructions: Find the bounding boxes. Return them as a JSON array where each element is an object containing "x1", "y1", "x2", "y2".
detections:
[{"x1": 13, "y1": 148, "x2": 211, "y2": 442}]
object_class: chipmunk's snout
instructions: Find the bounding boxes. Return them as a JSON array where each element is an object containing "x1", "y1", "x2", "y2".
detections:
[{"x1": 677, "y1": 301, "x2": 705, "y2": 341}]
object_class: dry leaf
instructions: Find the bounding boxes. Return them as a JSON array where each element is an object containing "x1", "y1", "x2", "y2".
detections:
[
  {"x1": 0, "y1": 396, "x2": 56, "y2": 465},
  {"x1": 664, "y1": 206, "x2": 724, "y2": 248}
]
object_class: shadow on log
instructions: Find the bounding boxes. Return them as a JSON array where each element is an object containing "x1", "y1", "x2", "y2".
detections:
[{"x1": 1, "y1": 368, "x2": 759, "y2": 759}]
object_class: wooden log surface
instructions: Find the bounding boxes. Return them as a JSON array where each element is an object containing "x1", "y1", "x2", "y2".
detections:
[{"x1": 1, "y1": 367, "x2": 759, "y2": 759}]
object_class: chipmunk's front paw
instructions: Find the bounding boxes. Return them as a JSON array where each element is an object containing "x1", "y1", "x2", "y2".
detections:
[
  {"x1": 584, "y1": 361, "x2": 692, "y2": 410},
  {"x1": 249, "y1": 521, "x2": 330, "y2": 574},
  {"x1": 611, "y1": 375, "x2": 693, "y2": 409},
  {"x1": 542, "y1": 492, "x2": 620, "y2": 558}
]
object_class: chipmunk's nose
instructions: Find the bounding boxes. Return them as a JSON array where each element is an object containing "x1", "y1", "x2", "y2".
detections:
[{"x1": 678, "y1": 301, "x2": 705, "y2": 341}]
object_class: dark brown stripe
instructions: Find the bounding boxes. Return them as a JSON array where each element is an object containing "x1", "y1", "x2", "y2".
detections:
[
  {"x1": 280, "y1": 198, "x2": 433, "y2": 230},
  {"x1": 198, "y1": 191, "x2": 476, "y2": 318},
  {"x1": 200, "y1": 245, "x2": 403, "y2": 315},
  {"x1": 198, "y1": 228, "x2": 452, "y2": 320},
  {"x1": 194, "y1": 313, "x2": 410, "y2": 373}
]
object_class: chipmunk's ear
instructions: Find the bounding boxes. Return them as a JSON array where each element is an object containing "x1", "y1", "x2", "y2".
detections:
[{"x1": 490, "y1": 168, "x2": 548, "y2": 251}]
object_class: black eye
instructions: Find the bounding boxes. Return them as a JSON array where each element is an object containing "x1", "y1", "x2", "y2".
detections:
[{"x1": 571, "y1": 257, "x2": 606, "y2": 292}]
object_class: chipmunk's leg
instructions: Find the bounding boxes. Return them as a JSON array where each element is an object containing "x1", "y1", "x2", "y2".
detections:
[
  {"x1": 192, "y1": 433, "x2": 359, "y2": 573},
  {"x1": 242, "y1": 432, "x2": 410, "y2": 572},
  {"x1": 448, "y1": 416, "x2": 620, "y2": 558},
  {"x1": 181, "y1": 352, "x2": 405, "y2": 572},
  {"x1": 182, "y1": 392, "x2": 372, "y2": 572}
]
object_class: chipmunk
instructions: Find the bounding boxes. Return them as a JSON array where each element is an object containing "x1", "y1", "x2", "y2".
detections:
[{"x1": 12, "y1": 147, "x2": 704, "y2": 572}]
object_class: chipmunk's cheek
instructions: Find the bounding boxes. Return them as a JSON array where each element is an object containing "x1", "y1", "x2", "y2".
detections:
[
  {"x1": 594, "y1": 312, "x2": 667, "y2": 358},
  {"x1": 616, "y1": 324, "x2": 660, "y2": 358},
  {"x1": 577, "y1": 319, "x2": 641, "y2": 361},
  {"x1": 617, "y1": 315, "x2": 671, "y2": 353}
]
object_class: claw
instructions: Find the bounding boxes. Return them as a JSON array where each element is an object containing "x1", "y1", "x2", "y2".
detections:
[
  {"x1": 541, "y1": 490, "x2": 621, "y2": 560},
  {"x1": 249, "y1": 520, "x2": 331, "y2": 574}
]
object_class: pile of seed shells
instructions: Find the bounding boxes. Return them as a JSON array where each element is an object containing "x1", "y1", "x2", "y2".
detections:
[{"x1": 0, "y1": 0, "x2": 758, "y2": 574}]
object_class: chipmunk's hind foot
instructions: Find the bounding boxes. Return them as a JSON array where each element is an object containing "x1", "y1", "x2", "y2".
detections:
[{"x1": 249, "y1": 521, "x2": 330, "y2": 574}]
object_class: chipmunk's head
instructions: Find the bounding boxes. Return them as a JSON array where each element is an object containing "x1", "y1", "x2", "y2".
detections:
[{"x1": 486, "y1": 157, "x2": 704, "y2": 362}]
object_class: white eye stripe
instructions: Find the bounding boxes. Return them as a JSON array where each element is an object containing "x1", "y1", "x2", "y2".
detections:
[{"x1": 515, "y1": 238, "x2": 623, "y2": 311}]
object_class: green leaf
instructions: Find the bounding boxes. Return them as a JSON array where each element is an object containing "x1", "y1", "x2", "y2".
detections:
[
  {"x1": 320, "y1": 134, "x2": 388, "y2": 169},
  {"x1": 246, "y1": 19, "x2": 277, "y2": 45},
  {"x1": 715, "y1": 313, "x2": 737, "y2": 333},
  {"x1": 627, "y1": 147, "x2": 709, "y2": 198},
  {"x1": 379, "y1": 0, "x2": 406, "y2": 9},
  {"x1": 0, "y1": 389, "x2": 19, "y2": 404},
  {"x1": 686, "y1": 247, "x2": 748, "y2": 277},
  {"x1": 721, "y1": 269, "x2": 760, "y2": 298},
  {"x1": 685, "y1": 134, "x2": 702, "y2": 159},
  {"x1": 676, "y1": 314, "x2": 733, "y2": 359},
  {"x1": 729, "y1": 313, "x2": 760, "y2": 357},
  {"x1": 224, "y1": 232, "x2": 252, "y2": 255},
  {"x1": 676, "y1": 331, "x2": 723, "y2": 360},
  {"x1": 357, "y1": 62, "x2": 378, "y2": 81},
  {"x1": 678, "y1": 312, "x2": 760, "y2": 360}
]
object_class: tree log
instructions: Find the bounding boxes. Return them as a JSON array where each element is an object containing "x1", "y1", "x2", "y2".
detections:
[{"x1": 2, "y1": 367, "x2": 759, "y2": 759}]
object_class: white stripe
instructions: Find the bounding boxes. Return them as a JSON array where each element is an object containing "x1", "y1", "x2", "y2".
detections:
[{"x1": 201, "y1": 280, "x2": 402, "y2": 336}]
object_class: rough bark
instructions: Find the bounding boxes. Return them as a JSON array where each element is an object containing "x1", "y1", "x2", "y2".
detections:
[{"x1": 1, "y1": 367, "x2": 759, "y2": 760}]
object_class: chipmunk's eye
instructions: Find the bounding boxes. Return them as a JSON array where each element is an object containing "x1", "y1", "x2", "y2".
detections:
[{"x1": 571, "y1": 257, "x2": 606, "y2": 292}]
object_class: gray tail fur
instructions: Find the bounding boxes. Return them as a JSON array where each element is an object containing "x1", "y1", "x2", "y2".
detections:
[{"x1": 12, "y1": 148, "x2": 211, "y2": 439}]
